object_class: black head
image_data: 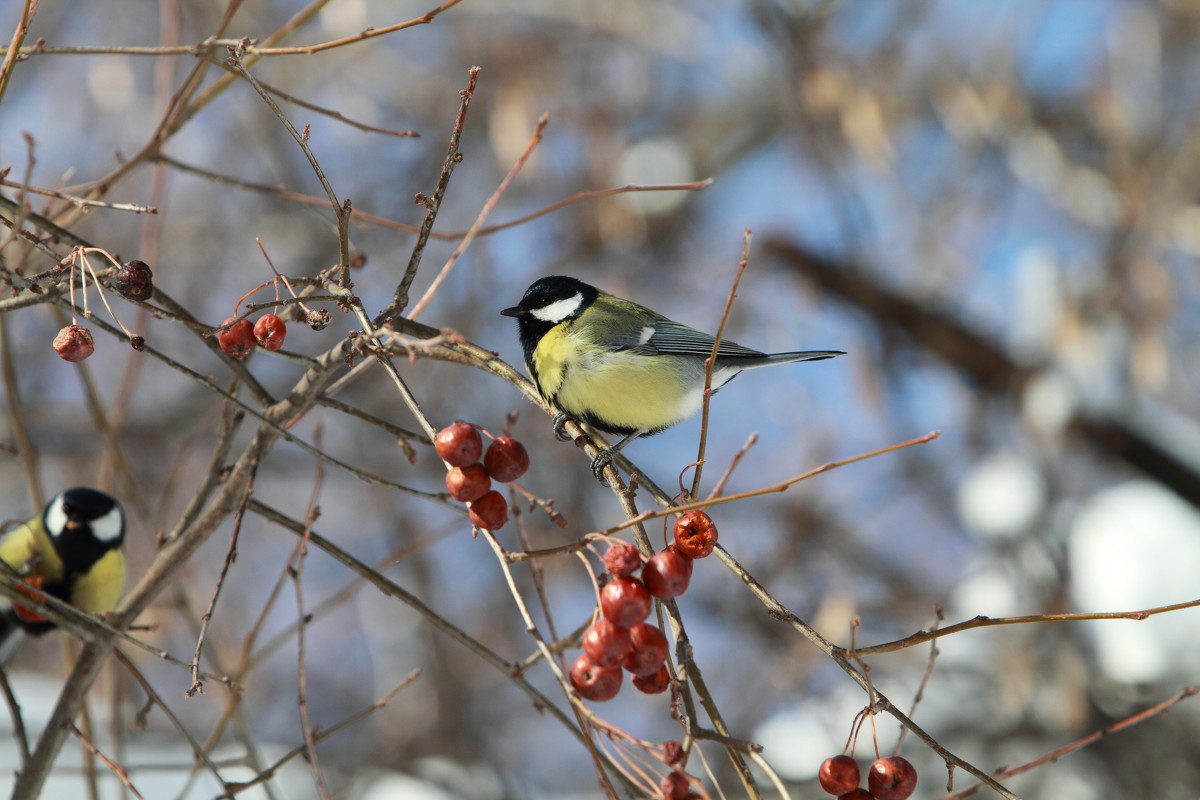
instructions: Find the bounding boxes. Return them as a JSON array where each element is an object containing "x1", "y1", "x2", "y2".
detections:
[
  {"x1": 43, "y1": 487, "x2": 125, "y2": 574},
  {"x1": 501, "y1": 276, "x2": 599, "y2": 357}
]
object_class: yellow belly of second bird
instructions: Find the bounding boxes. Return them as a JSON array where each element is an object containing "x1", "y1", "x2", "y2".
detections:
[{"x1": 533, "y1": 330, "x2": 700, "y2": 434}]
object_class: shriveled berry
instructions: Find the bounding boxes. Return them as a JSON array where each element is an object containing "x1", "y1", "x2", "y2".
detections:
[
  {"x1": 582, "y1": 618, "x2": 634, "y2": 669},
  {"x1": 129, "y1": 335, "x2": 145, "y2": 352},
  {"x1": 623, "y1": 622, "x2": 669, "y2": 676},
  {"x1": 569, "y1": 653, "x2": 622, "y2": 702},
  {"x1": 599, "y1": 577, "x2": 652, "y2": 628},
  {"x1": 642, "y1": 548, "x2": 692, "y2": 598},
  {"x1": 661, "y1": 771, "x2": 690, "y2": 800},
  {"x1": 435, "y1": 422, "x2": 483, "y2": 467},
  {"x1": 673, "y1": 510, "x2": 717, "y2": 559},
  {"x1": 632, "y1": 663, "x2": 670, "y2": 695},
  {"x1": 662, "y1": 740, "x2": 684, "y2": 765},
  {"x1": 445, "y1": 463, "x2": 491, "y2": 502},
  {"x1": 307, "y1": 308, "x2": 331, "y2": 330},
  {"x1": 52, "y1": 324, "x2": 94, "y2": 362},
  {"x1": 113, "y1": 259, "x2": 153, "y2": 302},
  {"x1": 483, "y1": 436, "x2": 529, "y2": 482},
  {"x1": 218, "y1": 317, "x2": 256, "y2": 359},
  {"x1": 468, "y1": 490, "x2": 508, "y2": 530},
  {"x1": 818, "y1": 755, "x2": 860, "y2": 796},
  {"x1": 603, "y1": 541, "x2": 642, "y2": 579},
  {"x1": 253, "y1": 313, "x2": 287, "y2": 350},
  {"x1": 867, "y1": 756, "x2": 917, "y2": 800}
]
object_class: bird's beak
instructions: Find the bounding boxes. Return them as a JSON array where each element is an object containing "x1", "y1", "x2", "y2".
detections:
[{"x1": 500, "y1": 306, "x2": 522, "y2": 317}]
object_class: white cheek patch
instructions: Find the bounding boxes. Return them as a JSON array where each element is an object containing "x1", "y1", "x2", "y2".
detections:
[
  {"x1": 530, "y1": 292, "x2": 583, "y2": 323},
  {"x1": 44, "y1": 496, "x2": 68, "y2": 538},
  {"x1": 89, "y1": 507, "x2": 125, "y2": 544}
]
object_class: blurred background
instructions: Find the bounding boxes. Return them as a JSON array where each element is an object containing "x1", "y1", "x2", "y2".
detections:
[{"x1": 1, "y1": 0, "x2": 1199, "y2": 797}]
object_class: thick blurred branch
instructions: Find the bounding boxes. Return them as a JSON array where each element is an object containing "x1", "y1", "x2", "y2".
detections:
[{"x1": 765, "y1": 236, "x2": 1200, "y2": 510}]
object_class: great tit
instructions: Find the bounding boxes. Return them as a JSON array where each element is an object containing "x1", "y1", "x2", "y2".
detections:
[
  {"x1": 0, "y1": 488, "x2": 126, "y2": 657},
  {"x1": 501, "y1": 275, "x2": 843, "y2": 478}
]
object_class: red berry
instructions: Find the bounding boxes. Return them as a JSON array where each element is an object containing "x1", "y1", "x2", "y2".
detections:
[
  {"x1": 661, "y1": 771, "x2": 690, "y2": 800},
  {"x1": 483, "y1": 436, "x2": 529, "y2": 482},
  {"x1": 836, "y1": 791, "x2": 874, "y2": 800},
  {"x1": 569, "y1": 653, "x2": 622, "y2": 702},
  {"x1": 468, "y1": 490, "x2": 508, "y2": 530},
  {"x1": 52, "y1": 324, "x2": 94, "y2": 362},
  {"x1": 867, "y1": 756, "x2": 917, "y2": 800},
  {"x1": 581, "y1": 618, "x2": 634, "y2": 669},
  {"x1": 218, "y1": 317, "x2": 256, "y2": 359},
  {"x1": 673, "y1": 510, "x2": 717, "y2": 559},
  {"x1": 642, "y1": 548, "x2": 692, "y2": 598},
  {"x1": 435, "y1": 422, "x2": 483, "y2": 467},
  {"x1": 445, "y1": 463, "x2": 491, "y2": 502},
  {"x1": 818, "y1": 755, "x2": 860, "y2": 796},
  {"x1": 599, "y1": 577, "x2": 652, "y2": 628},
  {"x1": 603, "y1": 541, "x2": 642, "y2": 579},
  {"x1": 253, "y1": 313, "x2": 287, "y2": 350},
  {"x1": 662, "y1": 740, "x2": 684, "y2": 765},
  {"x1": 113, "y1": 259, "x2": 154, "y2": 302},
  {"x1": 624, "y1": 622, "x2": 669, "y2": 676},
  {"x1": 632, "y1": 663, "x2": 670, "y2": 694}
]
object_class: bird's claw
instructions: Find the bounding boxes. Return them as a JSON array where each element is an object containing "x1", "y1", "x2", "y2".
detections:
[
  {"x1": 552, "y1": 413, "x2": 574, "y2": 442},
  {"x1": 590, "y1": 448, "x2": 616, "y2": 483}
]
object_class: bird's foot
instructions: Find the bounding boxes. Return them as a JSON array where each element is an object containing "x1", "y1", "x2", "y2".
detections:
[
  {"x1": 590, "y1": 448, "x2": 616, "y2": 483},
  {"x1": 552, "y1": 413, "x2": 575, "y2": 442}
]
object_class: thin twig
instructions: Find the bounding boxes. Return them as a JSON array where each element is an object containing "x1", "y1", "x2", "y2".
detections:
[
  {"x1": 408, "y1": 113, "x2": 549, "y2": 319},
  {"x1": 380, "y1": 65, "x2": 480, "y2": 322},
  {"x1": 187, "y1": 473, "x2": 257, "y2": 696},
  {"x1": 690, "y1": 228, "x2": 752, "y2": 499}
]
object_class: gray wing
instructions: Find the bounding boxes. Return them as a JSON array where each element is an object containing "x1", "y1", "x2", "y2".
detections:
[{"x1": 611, "y1": 320, "x2": 766, "y2": 360}]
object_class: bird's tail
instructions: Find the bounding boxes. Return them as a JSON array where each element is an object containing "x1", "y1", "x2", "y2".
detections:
[{"x1": 742, "y1": 350, "x2": 845, "y2": 369}]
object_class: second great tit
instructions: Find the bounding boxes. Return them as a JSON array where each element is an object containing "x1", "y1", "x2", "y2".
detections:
[
  {"x1": 0, "y1": 487, "x2": 126, "y2": 659},
  {"x1": 501, "y1": 275, "x2": 843, "y2": 478}
]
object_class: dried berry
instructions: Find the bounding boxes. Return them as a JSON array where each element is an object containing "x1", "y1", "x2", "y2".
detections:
[
  {"x1": 673, "y1": 510, "x2": 717, "y2": 559},
  {"x1": 483, "y1": 436, "x2": 529, "y2": 482},
  {"x1": 581, "y1": 618, "x2": 634, "y2": 669},
  {"x1": 661, "y1": 771, "x2": 690, "y2": 800},
  {"x1": 113, "y1": 259, "x2": 153, "y2": 302},
  {"x1": 217, "y1": 317, "x2": 256, "y2": 359},
  {"x1": 868, "y1": 756, "x2": 917, "y2": 800},
  {"x1": 623, "y1": 622, "x2": 669, "y2": 677},
  {"x1": 818, "y1": 755, "x2": 860, "y2": 796},
  {"x1": 52, "y1": 324, "x2": 94, "y2": 362},
  {"x1": 599, "y1": 577, "x2": 652, "y2": 628},
  {"x1": 307, "y1": 308, "x2": 331, "y2": 330},
  {"x1": 468, "y1": 490, "x2": 508, "y2": 530},
  {"x1": 569, "y1": 653, "x2": 622, "y2": 702},
  {"x1": 632, "y1": 663, "x2": 670, "y2": 695},
  {"x1": 129, "y1": 335, "x2": 145, "y2": 352},
  {"x1": 253, "y1": 313, "x2": 287, "y2": 351},
  {"x1": 662, "y1": 740, "x2": 684, "y2": 765},
  {"x1": 836, "y1": 791, "x2": 874, "y2": 800},
  {"x1": 603, "y1": 541, "x2": 642, "y2": 579},
  {"x1": 435, "y1": 422, "x2": 483, "y2": 467},
  {"x1": 642, "y1": 548, "x2": 692, "y2": 598},
  {"x1": 445, "y1": 463, "x2": 491, "y2": 502}
]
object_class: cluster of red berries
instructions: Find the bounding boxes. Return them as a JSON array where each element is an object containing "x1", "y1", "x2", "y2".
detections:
[
  {"x1": 218, "y1": 313, "x2": 287, "y2": 358},
  {"x1": 435, "y1": 421, "x2": 529, "y2": 531},
  {"x1": 569, "y1": 510, "x2": 718, "y2": 702},
  {"x1": 53, "y1": 260, "x2": 155, "y2": 362},
  {"x1": 819, "y1": 755, "x2": 917, "y2": 800}
]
